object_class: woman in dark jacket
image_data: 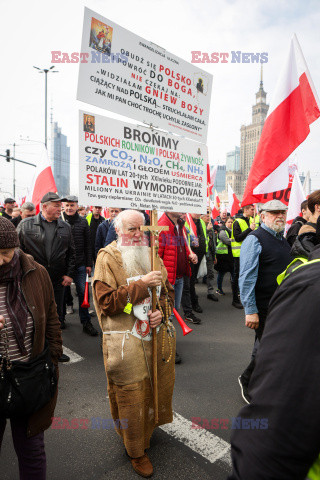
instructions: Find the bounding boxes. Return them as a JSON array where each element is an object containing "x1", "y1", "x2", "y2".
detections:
[
  {"x1": 214, "y1": 216, "x2": 234, "y2": 295},
  {"x1": 0, "y1": 217, "x2": 62, "y2": 479}
]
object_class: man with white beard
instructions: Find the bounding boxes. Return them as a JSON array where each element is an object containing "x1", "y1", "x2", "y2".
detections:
[
  {"x1": 92, "y1": 210, "x2": 175, "y2": 478},
  {"x1": 237, "y1": 200, "x2": 292, "y2": 404}
]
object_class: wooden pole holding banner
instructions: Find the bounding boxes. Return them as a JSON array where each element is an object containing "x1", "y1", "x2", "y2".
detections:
[{"x1": 141, "y1": 210, "x2": 168, "y2": 426}]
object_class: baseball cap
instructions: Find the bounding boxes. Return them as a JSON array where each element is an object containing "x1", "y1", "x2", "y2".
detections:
[
  {"x1": 4, "y1": 197, "x2": 15, "y2": 204},
  {"x1": 261, "y1": 200, "x2": 288, "y2": 212},
  {"x1": 41, "y1": 192, "x2": 62, "y2": 203},
  {"x1": 61, "y1": 195, "x2": 78, "y2": 202}
]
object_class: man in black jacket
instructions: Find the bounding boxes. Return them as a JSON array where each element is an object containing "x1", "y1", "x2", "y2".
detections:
[
  {"x1": 11, "y1": 202, "x2": 36, "y2": 227},
  {"x1": 1, "y1": 197, "x2": 16, "y2": 220},
  {"x1": 285, "y1": 199, "x2": 310, "y2": 246},
  {"x1": 228, "y1": 250, "x2": 320, "y2": 480},
  {"x1": 17, "y1": 193, "x2": 76, "y2": 338},
  {"x1": 61, "y1": 196, "x2": 97, "y2": 336}
]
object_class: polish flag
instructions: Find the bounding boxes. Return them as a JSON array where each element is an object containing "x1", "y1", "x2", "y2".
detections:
[
  {"x1": 17, "y1": 195, "x2": 26, "y2": 207},
  {"x1": 228, "y1": 184, "x2": 241, "y2": 217},
  {"x1": 207, "y1": 164, "x2": 216, "y2": 197},
  {"x1": 103, "y1": 208, "x2": 110, "y2": 219},
  {"x1": 30, "y1": 149, "x2": 57, "y2": 213},
  {"x1": 242, "y1": 34, "x2": 320, "y2": 206},
  {"x1": 211, "y1": 166, "x2": 217, "y2": 189},
  {"x1": 211, "y1": 189, "x2": 220, "y2": 219},
  {"x1": 186, "y1": 213, "x2": 198, "y2": 237},
  {"x1": 285, "y1": 171, "x2": 306, "y2": 233}
]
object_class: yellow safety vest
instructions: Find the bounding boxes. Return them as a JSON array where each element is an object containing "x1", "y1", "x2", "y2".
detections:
[
  {"x1": 86, "y1": 212, "x2": 93, "y2": 226},
  {"x1": 277, "y1": 257, "x2": 308, "y2": 285},
  {"x1": 185, "y1": 219, "x2": 209, "y2": 252},
  {"x1": 231, "y1": 217, "x2": 253, "y2": 258},
  {"x1": 308, "y1": 455, "x2": 320, "y2": 480},
  {"x1": 216, "y1": 230, "x2": 229, "y2": 255}
]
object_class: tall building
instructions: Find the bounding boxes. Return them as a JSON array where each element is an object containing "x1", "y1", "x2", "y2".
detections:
[
  {"x1": 227, "y1": 68, "x2": 269, "y2": 199},
  {"x1": 226, "y1": 146, "x2": 241, "y2": 195},
  {"x1": 51, "y1": 122, "x2": 70, "y2": 197},
  {"x1": 215, "y1": 165, "x2": 226, "y2": 193},
  {"x1": 226, "y1": 146, "x2": 240, "y2": 172}
]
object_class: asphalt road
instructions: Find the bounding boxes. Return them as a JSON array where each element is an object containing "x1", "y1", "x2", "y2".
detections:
[{"x1": 1, "y1": 281, "x2": 254, "y2": 480}]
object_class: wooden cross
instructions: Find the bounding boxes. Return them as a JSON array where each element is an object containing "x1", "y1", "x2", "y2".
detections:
[{"x1": 140, "y1": 210, "x2": 169, "y2": 425}]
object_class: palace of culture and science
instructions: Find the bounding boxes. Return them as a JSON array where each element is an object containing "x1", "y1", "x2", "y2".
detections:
[{"x1": 226, "y1": 69, "x2": 269, "y2": 200}]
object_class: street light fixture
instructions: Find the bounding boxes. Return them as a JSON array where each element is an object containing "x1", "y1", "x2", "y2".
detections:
[{"x1": 33, "y1": 66, "x2": 58, "y2": 149}]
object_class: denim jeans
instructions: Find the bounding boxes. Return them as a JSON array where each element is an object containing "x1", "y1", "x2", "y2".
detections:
[
  {"x1": 181, "y1": 275, "x2": 193, "y2": 316},
  {"x1": 173, "y1": 276, "x2": 184, "y2": 311},
  {"x1": 206, "y1": 252, "x2": 215, "y2": 294},
  {"x1": 71, "y1": 265, "x2": 91, "y2": 325},
  {"x1": 0, "y1": 417, "x2": 46, "y2": 480},
  {"x1": 217, "y1": 271, "x2": 235, "y2": 291}
]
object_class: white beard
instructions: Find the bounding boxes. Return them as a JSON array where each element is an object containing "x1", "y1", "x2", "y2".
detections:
[
  {"x1": 264, "y1": 217, "x2": 285, "y2": 233},
  {"x1": 117, "y1": 244, "x2": 151, "y2": 276}
]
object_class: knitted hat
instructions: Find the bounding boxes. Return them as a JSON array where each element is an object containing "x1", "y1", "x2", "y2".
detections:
[{"x1": 0, "y1": 217, "x2": 20, "y2": 249}]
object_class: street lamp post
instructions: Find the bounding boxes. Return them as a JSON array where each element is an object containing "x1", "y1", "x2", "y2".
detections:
[{"x1": 33, "y1": 66, "x2": 58, "y2": 149}]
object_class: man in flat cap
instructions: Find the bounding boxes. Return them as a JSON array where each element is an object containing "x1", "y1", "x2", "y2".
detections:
[
  {"x1": 237, "y1": 200, "x2": 292, "y2": 403},
  {"x1": 61, "y1": 195, "x2": 97, "y2": 336},
  {"x1": 0, "y1": 198, "x2": 16, "y2": 220},
  {"x1": 17, "y1": 193, "x2": 76, "y2": 361}
]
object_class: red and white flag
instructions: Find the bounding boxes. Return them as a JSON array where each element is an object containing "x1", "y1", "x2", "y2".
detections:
[
  {"x1": 30, "y1": 150, "x2": 57, "y2": 213},
  {"x1": 103, "y1": 208, "x2": 110, "y2": 219},
  {"x1": 228, "y1": 184, "x2": 241, "y2": 217},
  {"x1": 207, "y1": 164, "x2": 213, "y2": 197},
  {"x1": 211, "y1": 189, "x2": 220, "y2": 219},
  {"x1": 242, "y1": 34, "x2": 320, "y2": 206},
  {"x1": 207, "y1": 164, "x2": 217, "y2": 198},
  {"x1": 186, "y1": 213, "x2": 198, "y2": 237},
  {"x1": 285, "y1": 171, "x2": 306, "y2": 233}
]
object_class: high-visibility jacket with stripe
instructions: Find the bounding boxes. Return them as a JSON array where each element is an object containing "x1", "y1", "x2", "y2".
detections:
[
  {"x1": 216, "y1": 230, "x2": 230, "y2": 255},
  {"x1": 277, "y1": 257, "x2": 320, "y2": 480},
  {"x1": 231, "y1": 217, "x2": 253, "y2": 258}
]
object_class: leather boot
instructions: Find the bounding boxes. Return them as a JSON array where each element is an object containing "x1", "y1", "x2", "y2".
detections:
[{"x1": 130, "y1": 453, "x2": 153, "y2": 478}]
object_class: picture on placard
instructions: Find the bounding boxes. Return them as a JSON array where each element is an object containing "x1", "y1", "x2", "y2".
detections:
[
  {"x1": 194, "y1": 73, "x2": 209, "y2": 96},
  {"x1": 83, "y1": 114, "x2": 95, "y2": 133},
  {"x1": 89, "y1": 17, "x2": 113, "y2": 54}
]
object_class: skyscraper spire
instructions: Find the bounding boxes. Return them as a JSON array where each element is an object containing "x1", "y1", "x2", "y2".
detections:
[{"x1": 260, "y1": 63, "x2": 263, "y2": 87}]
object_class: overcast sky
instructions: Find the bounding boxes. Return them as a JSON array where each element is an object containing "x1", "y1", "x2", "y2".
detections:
[{"x1": 1, "y1": 0, "x2": 320, "y2": 200}]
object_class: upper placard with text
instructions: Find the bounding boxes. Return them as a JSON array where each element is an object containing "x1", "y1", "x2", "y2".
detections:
[{"x1": 77, "y1": 8, "x2": 212, "y2": 144}]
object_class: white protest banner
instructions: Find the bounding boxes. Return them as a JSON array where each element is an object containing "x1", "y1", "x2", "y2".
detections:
[
  {"x1": 79, "y1": 110, "x2": 207, "y2": 213},
  {"x1": 77, "y1": 8, "x2": 212, "y2": 143}
]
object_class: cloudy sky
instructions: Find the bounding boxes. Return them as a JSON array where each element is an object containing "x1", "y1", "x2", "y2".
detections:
[{"x1": 1, "y1": 0, "x2": 320, "y2": 200}]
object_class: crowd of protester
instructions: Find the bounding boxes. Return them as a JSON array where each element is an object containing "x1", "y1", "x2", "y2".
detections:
[{"x1": 1, "y1": 190, "x2": 320, "y2": 478}]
